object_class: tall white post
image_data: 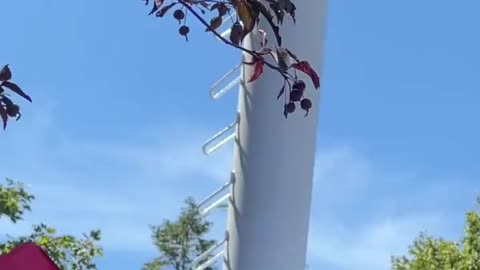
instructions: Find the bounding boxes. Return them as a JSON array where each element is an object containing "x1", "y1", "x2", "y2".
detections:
[{"x1": 223, "y1": 1, "x2": 329, "y2": 270}]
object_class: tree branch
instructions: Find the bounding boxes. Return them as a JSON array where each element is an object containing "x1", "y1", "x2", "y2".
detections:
[{"x1": 177, "y1": 0, "x2": 290, "y2": 80}]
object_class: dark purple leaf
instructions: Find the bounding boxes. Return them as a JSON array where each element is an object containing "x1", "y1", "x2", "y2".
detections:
[
  {"x1": 156, "y1": 2, "x2": 176, "y2": 17},
  {"x1": 248, "y1": 59, "x2": 264, "y2": 83},
  {"x1": 1, "y1": 96, "x2": 13, "y2": 107},
  {"x1": 250, "y1": 1, "x2": 282, "y2": 46},
  {"x1": 1, "y1": 81, "x2": 32, "y2": 102},
  {"x1": 0, "y1": 105, "x2": 7, "y2": 130},
  {"x1": 289, "y1": 2, "x2": 297, "y2": 23},
  {"x1": 210, "y1": 2, "x2": 227, "y2": 15},
  {"x1": 206, "y1": 16, "x2": 222, "y2": 32},
  {"x1": 276, "y1": 84, "x2": 285, "y2": 100},
  {"x1": 283, "y1": 104, "x2": 289, "y2": 118},
  {"x1": 198, "y1": 1, "x2": 210, "y2": 9},
  {"x1": 210, "y1": 3, "x2": 222, "y2": 11},
  {"x1": 0, "y1": 65, "x2": 12, "y2": 82},
  {"x1": 268, "y1": 2, "x2": 284, "y2": 25},
  {"x1": 291, "y1": 61, "x2": 320, "y2": 89},
  {"x1": 148, "y1": 0, "x2": 164, "y2": 15}
]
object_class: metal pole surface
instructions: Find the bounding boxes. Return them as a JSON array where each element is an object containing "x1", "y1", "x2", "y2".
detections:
[{"x1": 223, "y1": 1, "x2": 329, "y2": 270}]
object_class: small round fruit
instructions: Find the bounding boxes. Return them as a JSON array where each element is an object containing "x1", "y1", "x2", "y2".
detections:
[
  {"x1": 173, "y1": 9, "x2": 185, "y2": 21},
  {"x1": 300, "y1": 98, "x2": 312, "y2": 114},
  {"x1": 290, "y1": 90, "x2": 302, "y2": 102},
  {"x1": 286, "y1": 102, "x2": 296, "y2": 113},
  {"x1": 293, "y1": 80, "x2": 306, "y2": 92},
  {"x1": 179, "y1": 25, "x2": 190, "y2": 36},
  {"x1": 6, "y1": 104, "x2": 19, "y2": 117}
]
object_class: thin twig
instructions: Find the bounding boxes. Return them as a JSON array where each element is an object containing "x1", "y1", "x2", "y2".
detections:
[{"x1": 178, "y1": 0, "x2": 291, "y2": 81}]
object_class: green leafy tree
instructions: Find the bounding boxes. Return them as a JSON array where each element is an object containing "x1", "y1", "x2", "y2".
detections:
[
  {"x1": 0, "y1": 178, "x2": 103, "y2": 270},
  {"x1": 144, "y1": 197, "x2": 217, "y2": 270},
  {"x1": 392, "y1": 197, "x2": 480, "y2": 269},
  {"x1": 0, "y1": 178, "x2": 34, "y2": 223}
]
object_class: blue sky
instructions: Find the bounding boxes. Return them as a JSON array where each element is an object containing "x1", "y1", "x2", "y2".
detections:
[{"x1": 1, "y1": 0, "x2": 480, "y2": 269}]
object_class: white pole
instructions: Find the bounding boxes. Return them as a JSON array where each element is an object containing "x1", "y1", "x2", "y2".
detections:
[{"x1": 223, "y1": 1, "x2": 329, "y2": 270}]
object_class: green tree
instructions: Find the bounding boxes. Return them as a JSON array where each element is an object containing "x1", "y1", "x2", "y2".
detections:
[
  {"x1": 0, "y1": 178, "x2": 103, "y2": 270},
  {"x1": 144, "y1": 197, "x2": 217, "y2": 270},
  {"x1": 392, "y1": 197, "x2": 480, "y2": 270}
]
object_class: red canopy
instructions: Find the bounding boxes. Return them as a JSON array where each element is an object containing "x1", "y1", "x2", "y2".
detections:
[{"x1": 0, "y1": 243, "x2": 59, "y2": 270}]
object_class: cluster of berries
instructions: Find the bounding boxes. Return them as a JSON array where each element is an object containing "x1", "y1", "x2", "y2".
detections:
[
  {"x1": 175, "y1": 3, "x2": 231, "y2": 42},
  {"x1": 284, "y1": 80, "x2": 312, "y2": 118},
  {"x1": 172, "y1": 9, "x2": 190, "y2": 40}
]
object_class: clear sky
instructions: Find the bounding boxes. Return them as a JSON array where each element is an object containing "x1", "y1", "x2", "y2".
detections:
[{"x1": 1, "y1": 0, "x2": 480, "y2": 269}]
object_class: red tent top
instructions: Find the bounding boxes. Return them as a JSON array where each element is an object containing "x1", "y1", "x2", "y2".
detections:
[{"x1": 0, "y1": 242, "x2": 59, "y2": 270}]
